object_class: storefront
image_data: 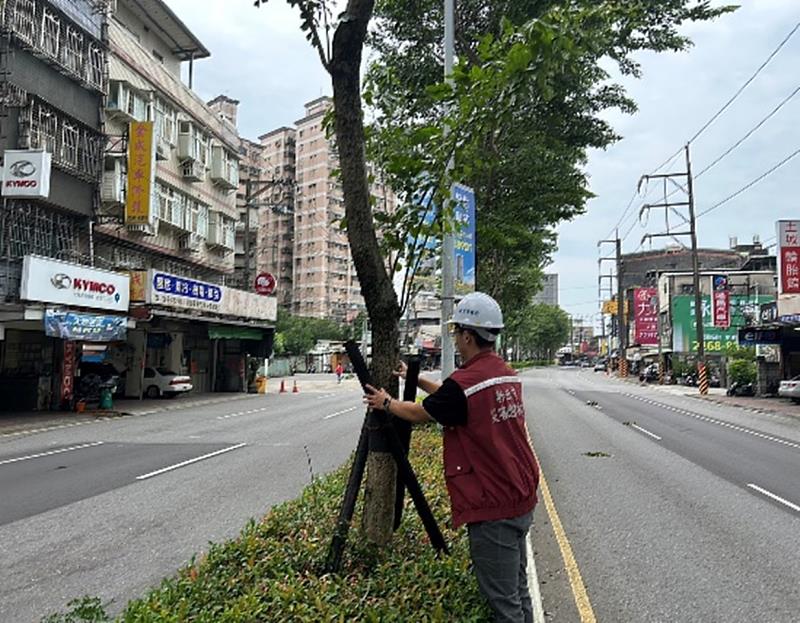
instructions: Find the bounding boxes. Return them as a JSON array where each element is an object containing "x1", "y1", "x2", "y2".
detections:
[
  {"x1": 0, "y1": 255, "x2": 131, "y2": 411},
  {"x1": 126, "y1": 269, "x2": 277, "y2": 397}
]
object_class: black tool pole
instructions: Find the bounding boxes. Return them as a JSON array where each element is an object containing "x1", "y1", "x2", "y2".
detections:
[
  {"x1": 394, "y1": 357, "x2": 420, "y2": 530},
  {"x1": 325, "y1": 418, "x2": 369, "y2": 573},
  {"x1": 345, "y1": 341, "x2": 448, "y2": 555},
  {"x1": 379, "y1": 412, "x2": 449, "y2": 554}
]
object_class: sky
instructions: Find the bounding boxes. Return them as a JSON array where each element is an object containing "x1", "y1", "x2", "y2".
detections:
[{"x1": 166, "y1": 0, "x2": 799, "y2": 326}]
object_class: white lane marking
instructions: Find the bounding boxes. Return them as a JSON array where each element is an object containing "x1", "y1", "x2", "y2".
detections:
[
  {"x1": 747, "y1": 483, "x2": 800, "y2": 513},
  {"x1": 135, "y1": 443, "x2": 247, "y2": 480},
  {"x1": 630, "y1": 424, "x2": 662, "y2": 441},
  {"x1": 0, "y1": 441, "x2": 104, "y2": 466},
  {"x1": 526, "y1": 529, "x2": 545, "y2": 623},
  {"x1": 625, "y1": 394, "x2": 800, "y2": 451},
  {"x1": 217, "y1": 407, "x2": 268, "y2": 420},
  {"x1": 323, "y1": 406, "x2": 357, "y2": 420}
]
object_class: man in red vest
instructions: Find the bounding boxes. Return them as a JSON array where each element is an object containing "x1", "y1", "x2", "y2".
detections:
[{"x1": 365, "y1": 292, "x2": 540, "y2": 622}]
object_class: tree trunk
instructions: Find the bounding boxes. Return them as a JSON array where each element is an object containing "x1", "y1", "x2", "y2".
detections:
[{"x1": 330, "y1": 0, "x2": 401, "y2": 546}]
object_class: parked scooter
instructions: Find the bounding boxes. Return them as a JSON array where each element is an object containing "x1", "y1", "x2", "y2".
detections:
[{"x1": 727, "y1": 381, "x2": 755, "y2": 397}]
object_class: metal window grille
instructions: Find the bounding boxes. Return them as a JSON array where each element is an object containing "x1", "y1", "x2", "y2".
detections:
[
  {"x1": 61, "y1": 26, "x2": 83, "y2": 75},
  {"x1": 30, "y1": 103, "x2": 58, "y2": 154},
  {"x1": 86, "y1": 42, "x2": 105, "y2": 91},
  {"x1": 12, "y1": 0, "x2": 38, "y2": 46},
  {"x1": 0, "y1": 201, "x2": 82, "y2": 261},
  {"x1": 40, "y1": 8, "x2": 60, "y2": 58},
  {"x1": 24, "y1": 100, "x2": 103, "y2": 181},
  {"x1": 5, "y1": 0, "x2": 107, "y2": 93},
  {"x1": 60, "y1": 122, "x2": 79, "y2": 168}
]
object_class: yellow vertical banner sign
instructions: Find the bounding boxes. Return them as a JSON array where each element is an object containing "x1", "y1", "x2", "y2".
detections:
[{"x1": 125, "y1": 121, "x2": 154, "y2": 224}]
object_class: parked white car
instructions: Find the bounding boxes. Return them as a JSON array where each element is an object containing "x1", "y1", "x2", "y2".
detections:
[
  {"x1": 143, "y1": 367, "x2": 193, "y2": 399},
  {"x1": 778, "y1": 375, "x2": 800, "y2": 402}
]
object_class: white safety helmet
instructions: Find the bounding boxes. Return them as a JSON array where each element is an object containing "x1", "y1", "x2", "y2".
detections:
[{"x1": 449, "y1": 292, "x2": 504, "y2": 342}]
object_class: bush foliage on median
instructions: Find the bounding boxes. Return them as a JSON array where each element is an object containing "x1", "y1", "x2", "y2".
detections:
[{"x1": 44, "y1": 425, "x2": 490, "y2": 623}]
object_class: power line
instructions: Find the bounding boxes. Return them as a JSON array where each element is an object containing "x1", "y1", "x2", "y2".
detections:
[
  {"x1": 634, "y1": 78, "x2": 800, "y2": 215},
  {"x1": 697, "y1": 145, "x2": 800, "y2": 219},
  {"x1": 695, "y1": 82, "x2": 800, "y2": 179},
  {"x1": 687, "y1": 20, "x2": 800, "y2": 144}
]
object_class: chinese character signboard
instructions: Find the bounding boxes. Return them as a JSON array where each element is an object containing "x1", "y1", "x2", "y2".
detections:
[
  {"x1": 778, "y1": 220, "x2": 800, "y2": 295},
  {"x1": 146, "y1": 270, "x2": 224, "y2": 313},
  {"x1": 144, "y1": 270, "x2": 278, "y2": 322},
  {"x1": 712, "y1": 275, "x2": 730, "y2": 328},
  {"x1": 633, "y1": 287, "x2": 659, "y2": 346},
  {"x1": 125, "y1": 121, "x2": 155, "y2": 225},
  {"x1": 61, "y1": 341, "x2": 76, "y2": 405},
  {"x1": 671, "y1": 294, "x2": 773, "y2": 353},
  {"x1": 453, "y1": 184, "x2": 476, "y2": 293},
  {"x1": 44, "y1": 310, "x2": 127, "y2": 342}
]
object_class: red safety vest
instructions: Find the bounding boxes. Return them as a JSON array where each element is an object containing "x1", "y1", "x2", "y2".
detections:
[{"x1": 445, "y1": 350, "x2": 539, "y2": 528}]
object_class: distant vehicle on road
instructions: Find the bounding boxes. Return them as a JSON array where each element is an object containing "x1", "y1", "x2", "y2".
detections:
[
  {"x1": 143, "y1": 367, "x2": 193, "y2": 399},
  {"x1": 778, "y1": 375, "x2": 800, "y2": 402}
]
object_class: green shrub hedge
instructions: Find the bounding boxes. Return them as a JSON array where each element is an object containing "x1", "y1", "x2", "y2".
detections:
[{"x1": 45, "y1": 425, "x2": 490, "y2": 623}]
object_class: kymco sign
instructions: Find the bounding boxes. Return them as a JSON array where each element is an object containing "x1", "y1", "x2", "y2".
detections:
[
  {"x1": 20, "y1": 255, "x2": 130, "y2": 312},
  {"x1": 2, "y1": 150, "x2": 52, "y2": 198}
]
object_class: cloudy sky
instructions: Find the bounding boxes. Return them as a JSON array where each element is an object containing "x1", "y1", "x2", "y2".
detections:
[{"x1": 167, "y1": 0, "x2": 798, "y2": 324}]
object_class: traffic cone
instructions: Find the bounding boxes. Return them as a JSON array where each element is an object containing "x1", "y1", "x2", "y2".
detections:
[
  {"x1": 279, "y1": 379, "x2": 286, "y2": 393},
  {"x1": 292, "y1": 380, "x2": 299, "y2": 393}
]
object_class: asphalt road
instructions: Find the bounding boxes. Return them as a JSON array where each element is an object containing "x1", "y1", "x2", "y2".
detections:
[
  {"x1": 526, "y1": 367, "x2": 800, "y2": 622},
  {"x1": 0, "y1": 379, "x2": 365, "y2": 622},
  {"x1": 3, "y1": 368, "x2": 799, "y2": 622}
]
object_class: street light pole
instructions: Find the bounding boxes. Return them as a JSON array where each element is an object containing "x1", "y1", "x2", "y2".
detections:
[{"x1": 441, "y1": 0, "x2": 456, "y2": 378}]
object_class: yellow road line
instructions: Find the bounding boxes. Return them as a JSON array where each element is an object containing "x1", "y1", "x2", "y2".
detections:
[{"x1": 539, "y1": 472, "x2": 597, "y2": 623}]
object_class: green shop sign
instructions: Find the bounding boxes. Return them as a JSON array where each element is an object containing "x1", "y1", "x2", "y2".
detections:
[{"x1": 671, "y1": 294, "x2": 773, "y2": 354}]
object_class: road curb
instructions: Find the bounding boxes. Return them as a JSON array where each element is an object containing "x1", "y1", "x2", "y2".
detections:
[{"x1": 119, "y1": 393, "x2": 256, "y2": 416}]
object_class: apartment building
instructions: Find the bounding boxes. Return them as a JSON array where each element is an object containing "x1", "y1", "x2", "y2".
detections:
[
  {"x1": 256, "y1": 126, "x2": 295, "y2": 310},
  {"x1": 533, "y1": 273, "x2": 559, "y2": 306},
  {"x1": 0, "y1": 0, "x2": 108, "y2": 409},
  {"x1": 293, "y1": 96, "x2": 396, "y2": 321},
  {"x1": 95, "y1": 0, "x2": 239, "y2": 278},
  {"x1": 92, "y1": 0, "x2": 275, "y2": 397},
  {"x1": 207, "y1": 97, "x2": 296, "y2": 309}
]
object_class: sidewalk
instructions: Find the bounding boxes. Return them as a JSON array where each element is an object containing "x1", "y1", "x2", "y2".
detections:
[
  {"x1": 0, "y1": 392, "x2": 258, "y2": 438},
  {"x1": 0, "y1": 374, "x2": 361, "y2": 438}
]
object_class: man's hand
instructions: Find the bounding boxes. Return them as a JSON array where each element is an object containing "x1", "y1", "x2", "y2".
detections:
[
  {"x1": 393, "y1": 361, "x2": 408, "y2": 380},
  {"x1": 363, "y1": 384, "x2": 390, "y2": 411}
]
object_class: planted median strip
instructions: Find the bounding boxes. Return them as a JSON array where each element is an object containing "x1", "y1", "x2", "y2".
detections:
[{"x1": 47, "y1": 425, "x2": 490, "y2": 622}]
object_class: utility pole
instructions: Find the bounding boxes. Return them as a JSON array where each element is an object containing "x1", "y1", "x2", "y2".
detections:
[
  {"x1": 243, "y1": 177, "x2": 296, "y2": 293},
  {"x1": 640, "y1": 143, "x2": 707, "y2": 394},
  {"x1": 598, "y1": 236, "x2": 624, "y2": 375},
  {"x1": 244, "y1": 177, "x2": 253, "y2": 289},
  {"x1": 441, "y1": 0, "x2": 456, "y2": 378},
  {"x1": 685, "y1": 144, "x2": 706, "y2": 376},
  {"x1": 616, "y1": 236, "x2": 628, "y2": 377}
]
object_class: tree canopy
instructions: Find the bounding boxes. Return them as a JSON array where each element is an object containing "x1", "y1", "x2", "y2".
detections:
[{"x1": 365, "y1": 0, "x2": 735, "y2": 313}]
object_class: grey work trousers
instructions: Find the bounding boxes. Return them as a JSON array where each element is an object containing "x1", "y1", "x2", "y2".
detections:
[{"x1": 467, "y1": 510, "x2": 534, "y2": 623}]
